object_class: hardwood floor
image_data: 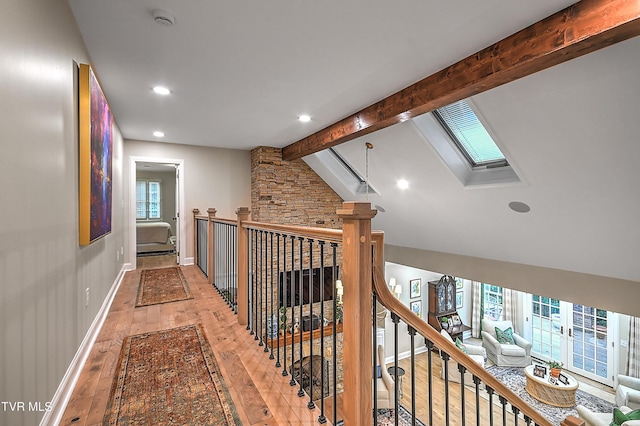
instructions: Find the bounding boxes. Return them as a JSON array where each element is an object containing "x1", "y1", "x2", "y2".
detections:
[
  {"x1": 61, "y1": 254, "x2": 615, "y2": 425},
  {"x1": 61, "y1": 255, "x2": 327, "y2": 425}
]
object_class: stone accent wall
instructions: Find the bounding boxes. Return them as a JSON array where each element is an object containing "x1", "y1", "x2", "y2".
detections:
[{"x1": 250, "y1": 146, "x2": 343, "y2": 227}]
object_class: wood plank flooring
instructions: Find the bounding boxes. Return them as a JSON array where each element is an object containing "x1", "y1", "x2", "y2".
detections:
[
  {"x1": 61, "y1": 254, "x2": 614, "y2": 425},
  {"x1": 61, "y1": 255, "x2": 327, "y2": 425}
]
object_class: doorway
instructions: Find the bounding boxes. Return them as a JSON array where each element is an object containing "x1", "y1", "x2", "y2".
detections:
[
  {"x1": 129, "y1": 156, "x2": 185, "y2": 268},
  {"x1": 529, "y1": 295, "x2": 615, "y2": 386}
]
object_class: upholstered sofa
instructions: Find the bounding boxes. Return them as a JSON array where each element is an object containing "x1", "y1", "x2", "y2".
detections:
[
  {"x1": 440, "y1": 330, "x2": 486, "y2": 386},
  {"x1": 481, "y1": 319, "x2": 531, "y2": 367},
  {"x1": 576, "y1": 405, "x2": 640, "y2": 426},
  {"x1": 617, "y1": 375, "x2": 640, "y2": 410}
]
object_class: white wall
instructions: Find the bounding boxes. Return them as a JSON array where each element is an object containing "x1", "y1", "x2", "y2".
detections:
[
  {"x1": 0, "y1": 1, "x2": 126, "y2": 424},
  {"x1": 124, "y1": 140, "x2": 251, "y2": 261}
]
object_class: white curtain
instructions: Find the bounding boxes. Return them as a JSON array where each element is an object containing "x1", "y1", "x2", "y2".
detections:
[
  {"x1": 472, "y1": 281, "x2": 482, "y2": 338},
  {"x1": 626, "y1": 316, "x2": 640, "y2": 376},
  {"x1": 502, "y1": 288, "x2": 520, "y2": 331}
]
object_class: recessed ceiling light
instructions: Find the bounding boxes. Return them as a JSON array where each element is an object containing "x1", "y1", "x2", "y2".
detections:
[
  {"x1": 153, "y1": 86, "x2": 170, "y2": 95},
  {"x1": 298, "y1": 115, "x2": 311, "y2": 122},
  {"x1": 153, "y1": 131, "x2": 165, "y2": 137},
  {"x1": 397, "y1": 179, "x2": 409, "y2": 190},
  {"x1": 509, "y1": 201, "x2": 531, "y2": 213}
]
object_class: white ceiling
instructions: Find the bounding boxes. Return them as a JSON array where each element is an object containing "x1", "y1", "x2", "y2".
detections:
[{"x1": 67, "y1": 1, "x2": 640, "y2": 282}]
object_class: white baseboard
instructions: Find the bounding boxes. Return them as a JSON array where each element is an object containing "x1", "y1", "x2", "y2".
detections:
[
  {"x1": 41, "y1": 264, "x2": 128, "y2": 426},
  {"x1": 182, "y1": 256, "x2": 194, "y2": 265},
  {"x1": 385, "y1": 345, "x2": 429, "y2": 365}
]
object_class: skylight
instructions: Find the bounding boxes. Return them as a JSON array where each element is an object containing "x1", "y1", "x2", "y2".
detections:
[{"x1": 433, "y1": 99, "x2": 507, "y2": 168}]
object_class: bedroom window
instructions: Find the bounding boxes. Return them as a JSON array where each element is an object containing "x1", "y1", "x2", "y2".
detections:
[{"x1": 136, "y1": 180, "x2": 161, "y2": 220}]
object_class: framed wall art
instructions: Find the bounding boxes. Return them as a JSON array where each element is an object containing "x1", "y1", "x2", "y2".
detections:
[
  {"x1": 410, "y1": 278, "x2": 421, "y2": 298},
  {"x1": 410, "y1": 300, "x2": 422, "y2": 318},
  {"x1": 79, "y1": 63, "x2": 114, "y2": 245},
  {"x1": 456, "y1": 291, "x2": 463, "y2": 308}
]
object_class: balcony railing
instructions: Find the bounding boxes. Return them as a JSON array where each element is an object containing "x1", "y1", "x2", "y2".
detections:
[{"x1": 194, "y1": 202, "x2": 584, "y2": 426}]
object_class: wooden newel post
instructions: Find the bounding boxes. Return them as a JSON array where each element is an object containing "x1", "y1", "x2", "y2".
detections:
[
  {"x1": 192, "y1": 208, "x2": 200, "y2": 266},
  {"x1": 337, "y1": 201, "x2": 377, "y2": 425},
  {"x1": 236, "y1": 207, "x2": 251, "y2": 326},
  {"x1": 207, "y1": 208, "x2": 217, "y2": 285}
]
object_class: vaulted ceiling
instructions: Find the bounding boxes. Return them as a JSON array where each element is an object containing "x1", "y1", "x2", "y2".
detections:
[{"x1": 68, "y1": 1, "x2": 640, "y2": 284}]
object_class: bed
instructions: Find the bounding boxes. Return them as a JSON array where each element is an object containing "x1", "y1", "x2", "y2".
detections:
[{"x1": 136, "y1": 221, "x2": 174, "y2": 255}]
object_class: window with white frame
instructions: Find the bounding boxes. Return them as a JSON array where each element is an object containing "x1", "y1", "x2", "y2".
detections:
[
  {"x1": 136, "y1": 180, "x2": 161, "y2": 220},
  {"x1": 483, "y1": 283, "x2": 504, "y2": 321}
]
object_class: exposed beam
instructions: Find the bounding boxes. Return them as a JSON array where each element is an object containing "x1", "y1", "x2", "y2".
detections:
[{"x1": 283, "y1": 0, "x2": 640, "y2": 161}]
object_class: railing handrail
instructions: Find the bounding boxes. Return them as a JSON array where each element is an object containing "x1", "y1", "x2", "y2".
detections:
[
  {"x1": 242, "y1": 220, "x2": 344, "y2": 243},
  {"x1": 211, "y1": 217, "x2": 238, "y2": 226},
  {"x1": 372, "y1": 264, "x2": 552, "y2": 426}
]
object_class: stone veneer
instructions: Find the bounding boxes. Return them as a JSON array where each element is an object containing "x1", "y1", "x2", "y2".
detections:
[{"x1": 251, "y1": 146, "x2": 343, "y2": 227}]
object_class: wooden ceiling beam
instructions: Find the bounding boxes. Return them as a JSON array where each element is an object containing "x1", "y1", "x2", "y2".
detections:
[{"x1": 282, "y1": 0, "x2": 640, "y2": 161}]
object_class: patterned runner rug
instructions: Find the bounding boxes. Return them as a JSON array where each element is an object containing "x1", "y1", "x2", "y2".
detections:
[
  {"x1": 486, "y1": 365, "x2": 615, "y2": 425},
  {"x1": 103, "y1": 324, "x2": 241, "y2": 425},
  {"x1": 376, "y1": 406, "x2": 427, "y2": 425},
  {"x1": 135, "y1": 266, "x2": 193, "y2": 307}
]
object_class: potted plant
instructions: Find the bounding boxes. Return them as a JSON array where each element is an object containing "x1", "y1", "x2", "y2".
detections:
[
  {"x1": 441, "y1": 317, "x2": 449, "y2": 328},
  {"x1": 547, "y1": 360, "x2": 564, "y2": 377}
]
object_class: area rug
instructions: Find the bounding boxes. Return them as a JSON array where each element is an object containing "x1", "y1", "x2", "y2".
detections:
[
  {"x1": 376, "y1": 406, "x2": 427, "y2": 426},
  {"x1": 486, "y1": 365, "x2": 615, "y2": 425},
  {"x1": 103, "y1": 324, "x2": 241, "y2": 425},
  {"x1": 135, "y1": 266, "x2": 193, "y2": 307}
]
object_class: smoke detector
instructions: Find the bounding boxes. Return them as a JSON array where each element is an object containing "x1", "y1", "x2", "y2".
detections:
[{"x1": 153, "y1": 9, "x2": 175, "y2": 26}]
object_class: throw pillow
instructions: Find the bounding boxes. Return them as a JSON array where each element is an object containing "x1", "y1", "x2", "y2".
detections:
[
  {"x1": 376, "y1": 366, "x2": 382, "y2": 378},
  {"x1": 455, "y1": 338, "x2": 469, "y2": 354},
  {"x1": 611, "y1": 408, "x2": 640, "y2": 426},
  {"x1": 495, "y1": 326, "x2": 515, "y2": 344}
]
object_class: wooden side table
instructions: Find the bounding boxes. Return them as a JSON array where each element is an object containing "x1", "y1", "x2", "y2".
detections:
[{"x1": 524, "y1": 365, "x2": 578, "y2": 407}]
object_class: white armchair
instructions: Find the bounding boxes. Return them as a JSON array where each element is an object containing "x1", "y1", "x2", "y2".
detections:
[
  {"x1": 440, "y1": 330, "x2": 486, "y2": 386},
  {"x1": 576, "y1": 405, "x2": 640, "y2": 426},
  {"x1": 617, "y1": 375, "x2": 640, "y2": 410},
  {"x1": 376, "y1": 344, "x2": 396, "y2": 410},
  {"x1": 481, "y1": 319, "x2": 531, "y2": 367}
]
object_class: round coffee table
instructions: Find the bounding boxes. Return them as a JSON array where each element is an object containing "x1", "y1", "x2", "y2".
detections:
[{"x1": 524, "y1": 365, "x2": 578, "y2": 407}]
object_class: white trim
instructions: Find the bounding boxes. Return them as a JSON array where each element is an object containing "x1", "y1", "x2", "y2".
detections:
[
  {"x1": 183, "y1": 257, "x2": 195, "y2": 266},
  {"x1": 129, "y1": 156, "x2": 186, "y2": 268},
  {"x1": 386, "y1": 345, "x2": 429, "y2": 364},
  {"x1": 41, "y1": 264, "x2": 128, "y2": 426}
]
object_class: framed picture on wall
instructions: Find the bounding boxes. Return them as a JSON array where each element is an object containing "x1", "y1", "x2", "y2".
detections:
[
  {"x1": 410, "y1": 278, "x2": 421, "y2": 298},
  {"x1": 455, "y1": 277, "x2": 463, "y2": 289},
  {"x1": 456, "y1": 291, "x2": 463, "y2": 308},
  {"x1": 410, "y1": 300, "x2": 422, "y2": 318}
]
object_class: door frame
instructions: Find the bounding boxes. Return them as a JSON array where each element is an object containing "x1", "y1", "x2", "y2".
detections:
[{"x1": 129, "y1": 156, "x2": 185, "y2": 268}]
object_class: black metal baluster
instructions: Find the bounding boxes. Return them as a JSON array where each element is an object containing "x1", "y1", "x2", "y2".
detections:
[
  {"x1": 512, "y1": 405, "x2": 520, "y2": 425},
  {"x1": 392, "y1": 313, "x2": 400, "y2": 426},
  {"x1": 262, "y1": 231, "x2": 269, "y2": 352},
  {"x1": 474, "y1": 375, "x2": 481, "y2": 426},
  {"x1": 249, "y1": 229, "x2": 255, "y2": 334},
  {"x1": 269, "y1": 232, "x2": 275, "y2": 359},
  {"x1": 281, "y1": 234, "x2": 288, "y2": 376},
  {"x1": 307, "y1": 238, "x2": 315, "y2": 408},
  {"x1": 486, "y1": 386, "x2": 495, "y2": 426},
  {"x1": 297, "y1": 236, "x2": 305, "y2": 398},
  {"x1": 258, "y1": 231, "x2": 263, "y2": 344},
  {"x1": 289, "y1": 235, "x2": 297, "y2": 387},
  {"x1": 372, "y1": 292, "x2": 378, "y2": 425},
  {"x1": 331, "y1": 242, "x2": 338, "y2": 425},
  {"x1": 425, "y1": 339, "x2": 434, "y2": 426},
  {"x1": 458, "y1": 363, "x2": 466, "y2": 425},
  {"x1": 499, "y1": 395, "x2": 508, "y2": 426},
  {"x1": 442, "y1": 351, "x2": 451, "y2": 426},
  {"x1": 318, "y1": 240, "x2": 327, "y2": 424},
  {"x1": 275, "y1": 233, "x2": 282, "y2": 368},
  {"x1": 408, "y1": 326, "x2": 416, "y2": 426}
]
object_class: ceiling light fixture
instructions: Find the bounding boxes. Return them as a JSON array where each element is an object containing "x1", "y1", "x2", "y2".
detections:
[
  {"x1": 298, "y1": 115, "x2": 311, "y2": 122},
  {"x1": 152, "y1": 9, "x2": 175, "y2": 26},
  {"x1": 153, "y1": 86, "x2": 170, "y2": 95},
  {"x1": 153, "y1": 131, "x2": 165, "y2": 137},
  {"x1": 397, "y1": 179, "x2": 409, "y2": 190}
]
